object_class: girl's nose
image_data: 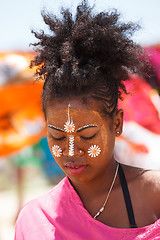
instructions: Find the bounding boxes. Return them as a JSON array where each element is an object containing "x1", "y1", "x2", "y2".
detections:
[
  {"x1": 62, "y1": 135, "x2": 84, "y2": 157},
  {"x1": 63, "y1": 147, "x2": 84, "y2": 157}
]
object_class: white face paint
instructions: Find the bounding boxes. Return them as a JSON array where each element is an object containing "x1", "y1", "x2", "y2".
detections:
[
  {"x1": 62, "y1": 104, "x2": 75, "y2": 156},
  {"x1": 69, "y1": 135, "x2": 74, "y2": 156},
  {"x1": 76, "y1": 124, "x2": 98, "y2": 132},
  {"x1": 64, "y1": 104, "x2": 75, "y2": 133},
  {"x1": 88, "y1": 145, "x2": 101, "y2": 157},
  {"x1": 52, "y1": 145, "x2": 62, "y2": 157},
  {"x1": 48, "y1": 124, "x2": 64, "y2": 132},
  {"x1": 50, "y1": 104, "x2": 101, "y2": 158}
]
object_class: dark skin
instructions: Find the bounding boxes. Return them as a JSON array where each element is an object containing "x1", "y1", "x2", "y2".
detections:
[{"x1": 46, "y1": 97, "x2": 160, "y2": 229}]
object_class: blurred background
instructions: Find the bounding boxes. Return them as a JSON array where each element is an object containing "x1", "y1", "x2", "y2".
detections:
[{"x1": 0, "y1": 0, "x2": 160, "y2": 239}]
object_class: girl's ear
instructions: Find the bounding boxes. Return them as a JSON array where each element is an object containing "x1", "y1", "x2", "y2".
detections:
[{"x1": 114, "y1": 109, "x2": 124, "y2": 136}]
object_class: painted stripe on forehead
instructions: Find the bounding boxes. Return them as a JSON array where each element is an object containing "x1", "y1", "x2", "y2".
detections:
[
  {"x1": 64, "y1": 104, "x2": 75, "y2": 133},
  {"x1": 76, "y1": 124, "x2": 98, "y2": 132},
  {"x1": 48, "y1": 124, "x2": 65, "y2": 132}
]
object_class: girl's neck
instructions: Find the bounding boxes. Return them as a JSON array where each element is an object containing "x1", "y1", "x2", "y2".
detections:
[{"x1": 69, "y1": 159, "x2": 119, "y2": 203}]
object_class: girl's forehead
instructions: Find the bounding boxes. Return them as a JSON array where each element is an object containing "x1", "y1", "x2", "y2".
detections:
[
  {"x1": 47, "y1": 107, "x2": 102, "y2": 122},
  {"x1": 46, "y1": 100, "x2": 104, "y2": 124}
]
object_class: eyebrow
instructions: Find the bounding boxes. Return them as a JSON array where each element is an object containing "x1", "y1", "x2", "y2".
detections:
[
  {"x1": 48, "y1": 124, "x2": 65, "y2": 132},
  {"x1": 76, "y1": 124, "x2": 98, "y2": 132}
]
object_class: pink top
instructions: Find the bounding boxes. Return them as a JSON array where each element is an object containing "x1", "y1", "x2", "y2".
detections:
[{"x1": 15, "y1": 177, "x2": 160, "y2": 240}]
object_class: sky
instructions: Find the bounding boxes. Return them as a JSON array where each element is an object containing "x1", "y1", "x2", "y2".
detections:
[{"x1": 0, "y1": 0, "x2": 160, "y2": 51}]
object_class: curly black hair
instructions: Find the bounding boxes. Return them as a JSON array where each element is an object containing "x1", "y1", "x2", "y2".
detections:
[{"x1": 30, "y1": 0, "x2": 146, "y2": 117}]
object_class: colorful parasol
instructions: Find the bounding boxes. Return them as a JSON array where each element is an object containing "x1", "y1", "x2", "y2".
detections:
[{"x1": 0, "y1": 52, "x2": 46, "y2": 158}]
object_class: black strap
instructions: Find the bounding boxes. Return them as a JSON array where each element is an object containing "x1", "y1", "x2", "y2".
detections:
[{"x1": 118, "y1": 164, "x2": 137, "y2": 228}]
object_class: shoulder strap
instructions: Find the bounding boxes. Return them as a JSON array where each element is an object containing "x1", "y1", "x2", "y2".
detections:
[{"x1": 118, "y1": 164, "x2": 137, "y2": 228}]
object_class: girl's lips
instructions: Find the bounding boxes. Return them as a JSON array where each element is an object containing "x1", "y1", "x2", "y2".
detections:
[{"x1": 64, "y1": 164, "x2": 88, "y2": 175}]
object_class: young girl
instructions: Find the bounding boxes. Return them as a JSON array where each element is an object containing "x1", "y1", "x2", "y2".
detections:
[{"x1": 15, "y1": 1, "x2": 160, "y2": 239}]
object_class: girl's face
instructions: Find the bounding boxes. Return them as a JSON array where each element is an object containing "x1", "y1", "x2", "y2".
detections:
[{"x1": 46, "y1": 98, "x2": 123, "y2": 183}]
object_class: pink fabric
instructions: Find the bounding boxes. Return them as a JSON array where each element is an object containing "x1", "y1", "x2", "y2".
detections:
[
  {"x1": 118, "y1": 77, "x2": 160, "y2": 134},
  {"x1": 145, "y1": 47, "x2": 160, "y2": 83},
  {"x1": 15, "y1": 177, "x2": 160, "y2": 240}
]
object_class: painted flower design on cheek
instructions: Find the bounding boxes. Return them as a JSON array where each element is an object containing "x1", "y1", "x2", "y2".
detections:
[
  {"x1": 88, "y1": 145, "x2": 101, "y2": 157},
  {"x1": 52, "y1": 145, "x2": 62, "y2": 157}
]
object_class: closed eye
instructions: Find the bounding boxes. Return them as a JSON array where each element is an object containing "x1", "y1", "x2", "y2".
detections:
[
  {"x1": 52, "y1": 136, "x2": 66, "y2": 141},
  {"x1": 80, "y1": 133, "x2": 97, "y2": 140}
]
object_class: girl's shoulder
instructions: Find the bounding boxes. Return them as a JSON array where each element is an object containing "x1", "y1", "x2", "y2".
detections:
[
  {"x1": 121, "y1": 163, "x2": 160, "y2": 217},
  {"x1": 121, "y1": 163, "x2": 160, "y2": 186},
  {"x1": 141, "y1": 169, "x2": 160, "y2": 216},
  {"x1": 17, "y1": 177, "x2": 68, "y2": 219}
]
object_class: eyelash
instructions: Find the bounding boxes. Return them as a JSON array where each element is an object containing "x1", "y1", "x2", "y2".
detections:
[
  {"x1": 80, "y1": 133, "x2": 97, "y2": 140},
  {"x1": 51, "y1": 133, "x2": 97, "y2": 141},
  {"x1": 52, "y1": 136, "x2": 66, "y2": 141}
]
